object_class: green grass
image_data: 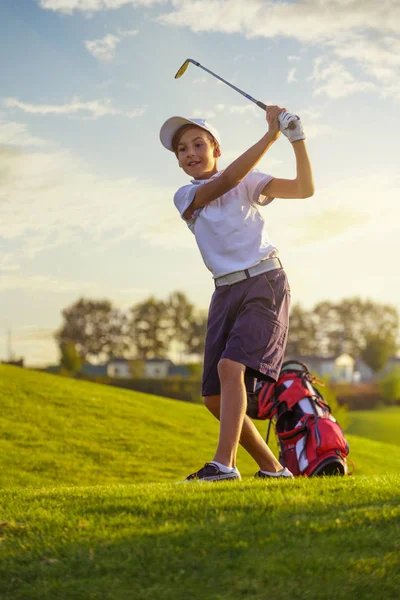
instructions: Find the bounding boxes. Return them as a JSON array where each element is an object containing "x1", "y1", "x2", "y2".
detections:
[
  {"x1": 347, "y1": 406, "x2": 400, "y2": 446},
  {"x1": 1, "y1": 478, "x2": 399, "y2": 599},
  {"x1": 1, "y1": 365, "x2": 400, "y2": 488},
  {"x1": 1, "y1": 365, "x2": 400, "y2": 599}
]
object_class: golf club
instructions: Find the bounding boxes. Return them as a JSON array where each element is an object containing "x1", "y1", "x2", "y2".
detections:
[{"x1": 175, "y1": 58, "x2": 297, "y2": 130}]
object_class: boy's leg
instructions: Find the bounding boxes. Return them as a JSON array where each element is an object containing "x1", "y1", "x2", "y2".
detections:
[
  {"x1": 212, "y1": 358, "x2": 247, "y2": 469},
  {"x1": 205, "y1": 391, "x2": 282, "y2": 472}
]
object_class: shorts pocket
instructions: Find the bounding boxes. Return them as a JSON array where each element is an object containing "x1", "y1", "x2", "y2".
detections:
[
  {"x1": 265, "y1": 269, "x2": 290, "y2": 310},
  {"x1": 262, "y1": 273, "x2": 276, "y2": 309}
]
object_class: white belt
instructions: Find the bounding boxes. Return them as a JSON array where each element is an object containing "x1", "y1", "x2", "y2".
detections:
[{"x1": 214, "y1": 256, "x2": 282, "y2": 287}]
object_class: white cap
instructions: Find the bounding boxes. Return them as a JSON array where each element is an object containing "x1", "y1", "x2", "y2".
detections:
[{"x1": 159, "y1": 116, "x2": 221, "y2": 152}]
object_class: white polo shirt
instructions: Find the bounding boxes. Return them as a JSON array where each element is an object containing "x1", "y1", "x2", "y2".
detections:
[{"x1": 173, "y1": 169, "x2": 277, "y2": 279}]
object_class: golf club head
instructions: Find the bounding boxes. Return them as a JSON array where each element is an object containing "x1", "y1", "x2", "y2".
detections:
[
  {"x1": 174, "y1": 58, "x2": 200, "y2": 79},
  {"x1": 175, "y1": 59, "x2": 191, "y2": 79}
]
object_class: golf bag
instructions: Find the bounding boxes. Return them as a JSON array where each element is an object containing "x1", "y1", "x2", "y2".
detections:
[{"x1": 247, "y1": 360, "x2": 349, "y2": 476}]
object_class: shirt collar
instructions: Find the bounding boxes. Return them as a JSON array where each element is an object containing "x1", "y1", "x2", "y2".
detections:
[{"x1": 190, "y1": 170, "x2": 223, "y2": 185}]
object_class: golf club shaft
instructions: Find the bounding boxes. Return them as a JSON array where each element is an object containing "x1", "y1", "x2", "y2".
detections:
[{"x1": 190, "y1": 60, "x2": 267, "y2": 111}]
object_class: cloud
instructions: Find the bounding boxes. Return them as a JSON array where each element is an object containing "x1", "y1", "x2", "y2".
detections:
[
  {"x1": 267, "y1": 169, "x2": 400, "y2": 250},
  {"x1": 39, "y1": 2, "x2": 400, "y2": 101},
  {"x1": 0, "y1": 273, "x2": 96, "y2": 292},
  {"x1": 0, "y1": 254, "x2": 20, "y2": 272},
  {"x1": 305, "y1": 123, "x2": 336, "y2": 139},
  {"x1": 192, "y1": 102, "x2": 258, "y2": 120},
  {"x1": 287, "y1": 67, "x2": 297, "y2": 83},
  {"x1": 0, "y1": 121, "x2": 191, "y2": 266},
  {"x1": 228, "y1": 104, "x2": 258, "y2": 115},
  {"x1": 159, "y1": 1, "x2": 400, "y2": 41},
  {"x1": 3, "y1": 97, "x2": 145, "y2": 120},
  {"x1": 328, "y1": 34, "x2": 400, "y2": 98},
  {"x1": 330, "y1": 35, "x2": 400, "y2": 79},
  {"x1": 381, "y1": 82, "x2": 400, "y2": 103},
  {"x1": 85, "y1": 29, "x2": 139, "y2": 62},
  {"x1": 158, "y1": 1, "x2": 400, "y2": 39},
  {"x1": 310, "y1": 57, "x2": 376, "y2": 98},
  {"x1": 118, "y1": 28, "x2": 139, "y2": 36},
  {"x1": 85, "y1": 34, "x2": 121, "y2": 62},
  {"x1": 157, "y1": 0, "x2": 400, "y2": 101},
  {"x1": 0, "y1": 117, "x2": 49, "y2": 147},
  {"x1": 295, "y1": 209, "x2": 370, "y2": 245},
  {"x1": 39, "y1": 0, "x2": 165, "y2": 14},
  {"x1": 192, "y1": 109, "x2": 216, "y2": 119}
]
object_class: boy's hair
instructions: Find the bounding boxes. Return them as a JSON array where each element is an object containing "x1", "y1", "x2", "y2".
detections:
[{"x1": 172, "y1": 124, "x2": 221, "y2": 158}]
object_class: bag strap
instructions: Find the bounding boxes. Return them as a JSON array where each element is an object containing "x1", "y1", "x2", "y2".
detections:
[
  {"x1": 346, "y1": 456, "x2": 356, "y2": 475},
  {"x1": 266, "y1": 418, "x2": 273, "y2": 445}
]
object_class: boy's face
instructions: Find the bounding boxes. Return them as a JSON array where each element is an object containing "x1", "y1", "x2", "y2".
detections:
[{"x1": 176, "y1": 127, "x2": 218, "y2": 180}]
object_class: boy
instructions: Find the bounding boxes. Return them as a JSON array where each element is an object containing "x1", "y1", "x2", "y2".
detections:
[{"x1": 159, "y1": 106, "x2": 314, "y2": 481}]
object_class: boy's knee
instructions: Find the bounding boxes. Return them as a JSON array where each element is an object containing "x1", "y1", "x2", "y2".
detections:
[{"x1": 217, "y1": 358, "x2": 245, "y2": 381}]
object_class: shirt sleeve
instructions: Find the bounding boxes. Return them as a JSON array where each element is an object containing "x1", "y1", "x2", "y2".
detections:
[
  {"x1": 243, "y1": 169, "x2": 275, "y2": 207},
  {"x1": 173, "y1": 185, "x2": 202, "y2": 233}
]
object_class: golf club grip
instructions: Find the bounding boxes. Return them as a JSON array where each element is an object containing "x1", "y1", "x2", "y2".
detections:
[{"x1": 257, "y1": 101, "x2": 297, "y2": 130}]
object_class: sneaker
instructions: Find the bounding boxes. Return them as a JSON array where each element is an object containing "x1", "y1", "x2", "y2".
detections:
[
  {"x1": 254, "y1": 467, "x2": 294, "y2": 479},
  {"x1": 184, "y1": 462, "x2": 241, "y2": 482}
]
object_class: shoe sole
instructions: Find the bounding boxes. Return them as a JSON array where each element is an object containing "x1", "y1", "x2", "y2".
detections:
[
  {"x1": 198, "y1": 474, "x2": 241, "y2": 482},
  {"x1": 255, "y1": 473, "x2": 294, "y2": 479},
  {"x1": 178, "y1": 473, "x2": 241, "y2": 483}
]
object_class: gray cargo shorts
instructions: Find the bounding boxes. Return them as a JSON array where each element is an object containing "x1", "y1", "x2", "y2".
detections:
[{"x1": 202, "y1": 268, "x2": 290, "y2": 396}]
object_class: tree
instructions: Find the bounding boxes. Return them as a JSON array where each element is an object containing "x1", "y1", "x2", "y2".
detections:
[
  {"x1": 129, "y1": 296, "x2": 171, "y2": 359},
  {"x1": 130, "y1": 359, "x2": 145, "y2": 378},
  {"x1": 55, "y1": 298, "x2": 129, "y2": 363},
  {"x1": 312, "y1": 301, "x2": 344, "y2": 357},
  {"x1": 166, "y1": 291, "x2": 196, "y2": 355},
  {"x1": 60, "y1": 341, "x2": 82, "y2": 375},
  {"x1": 286, "y1": 304, "x2": 318, "y2": 357},
  {"x1": 186, "y1": 310, "x2": 207, "y2": 356},
  {"x1": 165, "y1": 291, "x2": 207, "y2": 358},
  {"x1": 379, "y1": 367, "x2": 400, "y2": 405},
  {"x1": 289, "y1": 298, "x2": 399, "y2": 360},
  {"x1": 314, "y1": 376, "x2": 349, "y2": 431},
  {"x1": 335, "y1": 298, "x2": 399, "y2": 359},
  {"x1": 361, "y1": 333, "x2": 397, "y2": 373}
]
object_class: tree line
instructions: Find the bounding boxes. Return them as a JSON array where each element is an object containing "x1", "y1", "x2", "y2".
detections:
[
  {"x1": 56, "y1": 293, "x2": 208, "y2": 364},
  {"x1": 56, "y1": 294, "x2": 399, "y2": 373},
  {"x1": 286, "y1": 299, "x2": 398, "y2": 372}
]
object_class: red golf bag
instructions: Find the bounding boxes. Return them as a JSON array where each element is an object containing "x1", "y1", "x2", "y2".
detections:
[{"x1": 247, "y1": 360, "x2": 349, "y2": 477}]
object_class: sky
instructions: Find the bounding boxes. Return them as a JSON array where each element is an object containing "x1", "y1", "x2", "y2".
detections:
[{"x1": 1, "y1": 0, "x2": 399, "y2": 367}]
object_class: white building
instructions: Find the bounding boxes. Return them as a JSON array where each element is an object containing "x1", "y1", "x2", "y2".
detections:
[
  {"x1": 145, "y1": 359, "x2": 174, "y2": 379},
  {"x1": 106, "y1": 358, "x2": 176, "y2": 379},
  {"x1": 107, "y1": 358, "x2": 132, "y2": 379},
  {"x1": 285, "y1": 353, "x2": 374, "y2": 383}
]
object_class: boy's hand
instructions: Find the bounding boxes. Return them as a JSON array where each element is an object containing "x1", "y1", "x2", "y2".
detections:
[
  {"x1": 278, "y1": 112, "x2": 306, "y2": 143},
  {"x1": 266, "y1": 105, "x2": 286, "y2": 140}
]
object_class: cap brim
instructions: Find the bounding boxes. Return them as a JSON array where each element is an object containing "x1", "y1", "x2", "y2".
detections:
[{"x1": 159, "y1": 117, "x2": 205, "y2": 152}]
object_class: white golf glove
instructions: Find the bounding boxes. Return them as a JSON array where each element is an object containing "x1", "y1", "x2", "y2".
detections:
[{"x1": 278, "y1": 111, "x2": 305, "y2": 143}]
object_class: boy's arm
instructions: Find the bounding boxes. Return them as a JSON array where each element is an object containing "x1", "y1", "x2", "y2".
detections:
[
  {"x1": 183, "y1": 105, "x2": 283, "y2": 220},
  {"x1": 263, "y1": 139, "x2": 314, "y2": 199}
]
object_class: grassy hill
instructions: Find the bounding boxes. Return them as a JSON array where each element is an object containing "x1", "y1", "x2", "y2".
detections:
[
  {"x1": 1, "y1": 365, "x2": 399, "y2": 599},
  {"x1": 347, "y1": 406, "x2": 400, "y2": 446},
  {"x1": 1, "y1": 365, "x2": 400, "y2": 488}
]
